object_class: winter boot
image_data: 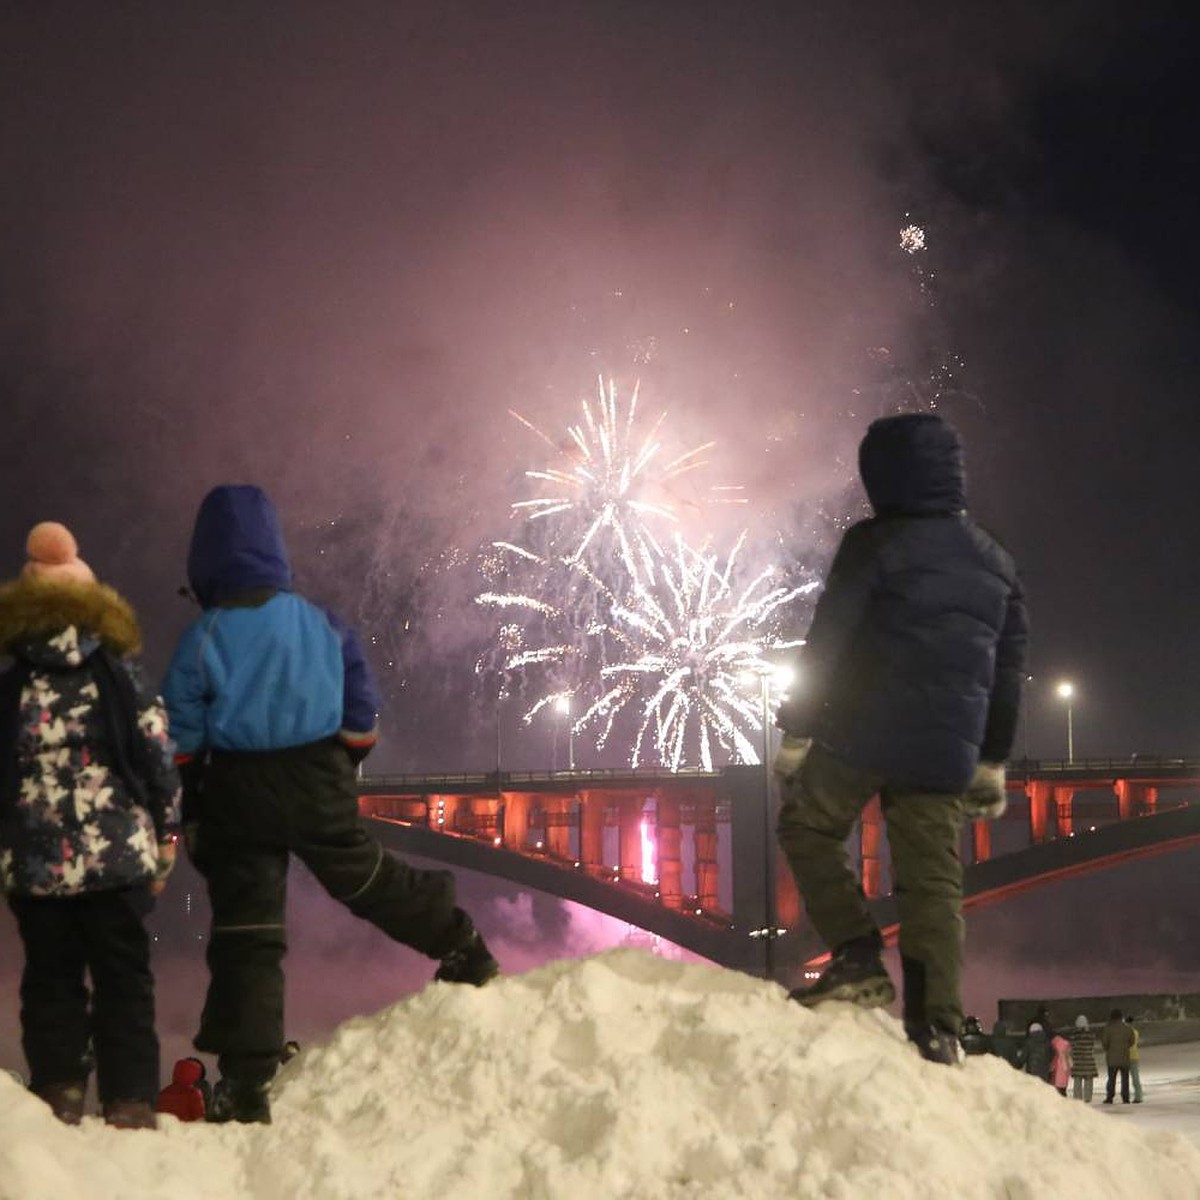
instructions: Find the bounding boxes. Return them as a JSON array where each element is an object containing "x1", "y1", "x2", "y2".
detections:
[
  {"x1": 36, "y1": 1081, "x2": 86, "y2": 1125},
  {"x1": 789, "y1": 935, "x2": 896, "y2": 1009},
  {"x1": 906, "y1": 1023, "x2": 963, "y2": 1067},
  {"x1": 104, "y1": 1099, "x2": 158, "y2": 1130},
  {"x1": 435, "y1": 930, "x2": 500, "y2": 986},
  {"x1": 208, "y1": 1076, "x2": 272, "y2": 1125}
]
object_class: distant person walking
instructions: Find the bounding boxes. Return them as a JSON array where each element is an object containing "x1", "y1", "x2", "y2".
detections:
[
  {"x1": 163, "y1": 486, "x2": 499, "y2": 1124},
  {"x1": 0, "y1": 523, "x2": 181, "y2": 1129},
  {"x1": 1126, "y1": 1016, "x2": 1144, "y2": 1103},
  {"x1": 1026, "y1": 1003, "x2": 1054, "y2": 1037},
  {"x1": 1020, "y1": 1023, "x2": 1052, "y2": 1083},
  {"x1": 1070, "y1": 1015, "x2": 1099, "y2": 1102},
  {"x1": 774, "y1": 414, "x2": 1028, "y2": 1066},
  {"x1": 1100, "y1": 1008, "x2": 1135, "y2": 1104},
  {"x1": 1049, "y1": 1029, "x2": 1073, "y2": 1096}
]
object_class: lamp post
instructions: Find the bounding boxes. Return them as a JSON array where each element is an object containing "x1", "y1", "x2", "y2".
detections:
[
  {"x1": 743, "y1": 664, "x2": 795, "y2": 981},
  {"x1": 553, "y1": 694, "x2": 575, "y2": 771},
  {"x1": 1056, "y1": 681, "x2": 1075, "y2": 764},
  {"x1": 1021, "y1": 674, "x2": 1033, "y2": 764},
  {"x1": 495, "y1": 688, "x2": 506, "y2": 777}
]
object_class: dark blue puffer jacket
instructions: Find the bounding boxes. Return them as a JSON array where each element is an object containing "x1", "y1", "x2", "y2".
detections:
[
  {"x1": 777, "y1": 413, "x2": 1028, "y2": 792},
  {"x1": 163, "y1": 485, "x2": 381, "y2": 758}
]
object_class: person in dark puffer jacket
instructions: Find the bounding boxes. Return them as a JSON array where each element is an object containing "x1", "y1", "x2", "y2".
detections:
[
  {"x1": 774, "y1": 414, "x2": 1028, "y2": 1065},
  {"x1": 0, "y1": 522, "x2": 181, "y2": 1129},
  {"x1": 163, "y1": 485, "x2": 499, "y2": 1125}
]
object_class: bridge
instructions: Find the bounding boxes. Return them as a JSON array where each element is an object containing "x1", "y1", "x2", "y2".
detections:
[{"x1": 357, "y1": 757, "x2": 1200, "y2": 979}]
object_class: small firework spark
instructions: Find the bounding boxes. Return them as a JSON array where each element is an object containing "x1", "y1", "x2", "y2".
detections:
[
  {"x1": 900, "y1": 224, "x2": 926, "y2": 255},
  {"x1": 573, "y1": 534, "x2": 814, "y2": 771}
]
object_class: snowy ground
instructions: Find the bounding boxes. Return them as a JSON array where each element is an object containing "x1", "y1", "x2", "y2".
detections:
[
  {"x1": 2, "y1": 950, "x2": 1199, "y2": 1200},
  {"x1": 1119, "y1": 1040, "x2": 1200, "y2": 1149}
]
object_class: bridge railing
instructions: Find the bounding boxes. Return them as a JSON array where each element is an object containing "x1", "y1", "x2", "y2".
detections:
[
  {"x1": 361, "y1": 758, "x2": 1200, "y2": 791},
  {"x1": 361, "y1": 766, "x2": 725, "y2": 788},
  {"x1": 1008, "y1": 756, "x2": 1200, "y2": 776}
]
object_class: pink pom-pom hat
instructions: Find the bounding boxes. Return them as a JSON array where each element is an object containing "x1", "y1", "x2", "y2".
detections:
[{"x1": 21, "y1": 522, "x2": 96, "y2": 585}]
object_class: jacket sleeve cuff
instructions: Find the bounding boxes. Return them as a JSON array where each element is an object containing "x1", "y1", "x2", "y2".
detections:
[{"x1": 338, "y1": 726, "x2": 378, "y2": 748}]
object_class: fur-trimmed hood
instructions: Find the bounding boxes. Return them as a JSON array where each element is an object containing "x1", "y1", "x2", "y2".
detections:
[{"x1": 0, "y1": 576, "x2": 141, "y2": 659}]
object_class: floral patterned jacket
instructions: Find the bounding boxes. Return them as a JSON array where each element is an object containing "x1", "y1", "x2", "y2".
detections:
[{"x1": 0, "y1": 576, "x2": 181, "y2": 896}]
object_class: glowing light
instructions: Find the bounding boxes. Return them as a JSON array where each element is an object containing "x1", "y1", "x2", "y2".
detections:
[
  {"x1": 639, "y1": 814, "x2": 657, "y2": 884},
  {"x1": 1057, "y1": 681, "x2": 1075, "y2": 700}
]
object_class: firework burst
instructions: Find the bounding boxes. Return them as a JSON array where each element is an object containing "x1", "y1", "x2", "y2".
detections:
[
  {"x1": 573, "y1": 533, "x2": 814, "y2": 771},
  {"x1": 508, "y1": 375, "x2": 741, "y2": 585},
  {"x1": 476, "y1": 375, "x2": 813, "y2": 771}
]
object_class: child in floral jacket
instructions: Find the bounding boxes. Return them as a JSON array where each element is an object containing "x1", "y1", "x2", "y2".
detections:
[{"x1": 0, "y1": 522, "x2": 181, "y2": 1128}]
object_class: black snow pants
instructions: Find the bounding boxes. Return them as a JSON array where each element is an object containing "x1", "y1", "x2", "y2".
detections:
[
  {"x1": 188, "y1": 738, "x2": 473, "y2": 1084},
  {"x1": 8, "y1": 886, "x2": 159, "y2": 1105}
]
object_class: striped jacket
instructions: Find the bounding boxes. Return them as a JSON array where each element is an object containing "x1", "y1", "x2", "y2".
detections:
[{"x1": 1069, "y1": 1028, "x2": 1098, "y2": 1078}]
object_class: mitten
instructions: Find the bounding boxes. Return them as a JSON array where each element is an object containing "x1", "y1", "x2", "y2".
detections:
[
  {"x1": 772, "y1": 735, "x2": 812, "y2": 781},
  {"x1": 963, "y1": 761, "x2": 1006, "y2": 819}
]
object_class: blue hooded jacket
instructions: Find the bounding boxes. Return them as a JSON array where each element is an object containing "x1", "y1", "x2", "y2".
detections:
[
  {"x1": 163, "y1": 485, "x2": 381, "y2": 757},
  {"x1": 777, "y1": 414, "x2": 1028, "y2": 792}
]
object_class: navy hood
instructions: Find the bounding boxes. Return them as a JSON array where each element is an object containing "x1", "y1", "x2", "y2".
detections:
[
  {"x1": 187, "y1": 485, "x2": 293, "y2": 608},
  {"x1": 858, "y1": 413, "x2": 966, "y2": 516}
]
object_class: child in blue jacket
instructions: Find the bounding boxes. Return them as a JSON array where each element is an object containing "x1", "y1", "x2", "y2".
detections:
[{"x1": 163, "y1": 485, "x2": 497, "y2": 1123}]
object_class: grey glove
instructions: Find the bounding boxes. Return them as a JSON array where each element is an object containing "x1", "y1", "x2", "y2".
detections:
[
  {"x1": 772, "y1": 735, "x2": 812, "y2": 781},
  {"x1": 963, "y1": 761, "x2": 1006, "y2": 819}
]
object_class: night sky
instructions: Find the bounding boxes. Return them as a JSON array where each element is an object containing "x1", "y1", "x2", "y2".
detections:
[
  {"x1": 2, "y1": 2, "x2": 1200, "y2": 1062},
  {"x1": 2, "y1": 1, "x2": 1198, "y2": 767}
]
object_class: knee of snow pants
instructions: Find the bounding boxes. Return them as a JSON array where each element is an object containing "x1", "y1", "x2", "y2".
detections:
[
  {"x1": 776, "y1": 744, "x2": 883, "y2": 953},
  {"x1": 295, "y1": 828, "x2": 461, "y2": 959}
]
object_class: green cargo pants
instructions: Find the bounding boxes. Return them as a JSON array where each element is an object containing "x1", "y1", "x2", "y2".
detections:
[{"x1": 777, "y1": 743, "x2": 966, "y2": 1033}]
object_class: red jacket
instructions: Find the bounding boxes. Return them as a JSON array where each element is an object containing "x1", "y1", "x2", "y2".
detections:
[{"x1": 157, "y1": 1059, "x2": 206, "y2": 1122}]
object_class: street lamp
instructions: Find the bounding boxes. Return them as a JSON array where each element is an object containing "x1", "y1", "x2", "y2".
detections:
[
  {"x1": 742, "y1": 663, "x2": 795, "y2": 981},
  {"x1": 1021, "y1": 674, "x2": 1034, "y2": 763},
  {"x1": 495, "y1": 687, "x2": 508, "y2": 777},
  {"x1": 553, "y1": 694, "x2": 575, "y2": 772},
  {"x1": 1056, "y1": 681, "x2": 1075, "y2": 763}
]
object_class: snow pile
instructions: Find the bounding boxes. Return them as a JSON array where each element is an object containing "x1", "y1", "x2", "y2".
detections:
[{"x1": 2, "y1": 949, "x2": 1199, "y2": 1200}]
